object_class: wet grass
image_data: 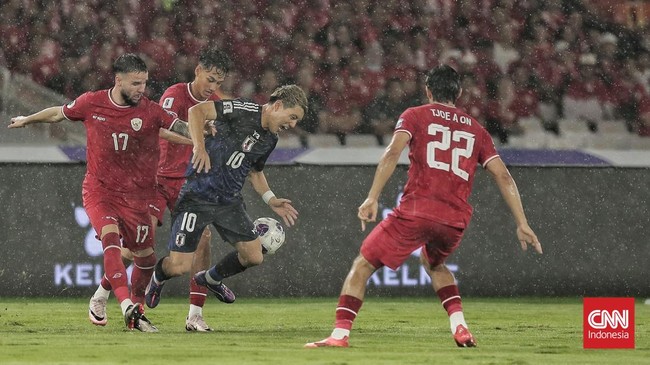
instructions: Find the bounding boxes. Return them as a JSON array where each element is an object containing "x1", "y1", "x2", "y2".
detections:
[{"x1": 0, "y1": 297, "x2": 647, "y2": 364}]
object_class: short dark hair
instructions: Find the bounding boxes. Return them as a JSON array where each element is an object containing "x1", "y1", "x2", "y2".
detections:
[
  {"x1": 269, "y1": 85, "x2": 309, "y2": 114},
  {"x1": 112, "y1": 53, "x2": 148, "y2": 74},
  {"x1": 198, "y1": 48, "x2": 232, "y2": 75},
  {"x1": 425, "y1": 65, "x2": 461, "y2": 103}
]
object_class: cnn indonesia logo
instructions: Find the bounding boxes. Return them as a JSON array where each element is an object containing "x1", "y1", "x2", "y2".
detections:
[{"x1": 583, "y1": 297, "x2": 635, "y2": 349}]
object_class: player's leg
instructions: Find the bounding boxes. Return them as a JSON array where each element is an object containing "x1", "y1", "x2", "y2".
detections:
[
  {"x1": 421, "y1": 223, "x2": 476, "y2": 347},
  {"x1": 304, "y1": 254, "x2": 377, "y2": 349},
  {"x1": 145, "y1": 209, "x2": 205, "y2": 308},
  {"x1": 186, "y1": 227, "x2": 212, "y2": 331},
  {"x1": 193, "y1": 237, "x2": 260, "y2": 304},
  {"x1": 89, "y1": 247, "x2": 133, "y2": 326},
  {"x1": 193, "y1": 203, "x2": 258, "y2": 303}
]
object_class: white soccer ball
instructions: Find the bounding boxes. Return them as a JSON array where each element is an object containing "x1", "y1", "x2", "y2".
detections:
[{"x1": 254, "y1": 217, "x2": 285, "y2": 255}]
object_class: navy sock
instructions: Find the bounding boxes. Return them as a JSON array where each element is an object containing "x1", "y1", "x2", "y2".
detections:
[
  {"x1": 207, "y1": 251, "x2": 246, "y2": 282},
  {"x1": 154, "y1": 256, "x2": 171, "y2": 282}
]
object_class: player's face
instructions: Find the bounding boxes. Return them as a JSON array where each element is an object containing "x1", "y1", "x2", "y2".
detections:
[
  {"x1": 117, "y1": 71, "x2": 148, "y2": 106},
  {"x1": 194, "y1": 66, "x2": 226, "y2": 100},
  {"x1": 270, "y1": 101, "x2": 304, "y2": 134}
]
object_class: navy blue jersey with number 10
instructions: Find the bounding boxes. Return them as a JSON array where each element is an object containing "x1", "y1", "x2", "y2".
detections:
[{"x1": 178, "y1": 99, "x2": 278, "y2": 205}]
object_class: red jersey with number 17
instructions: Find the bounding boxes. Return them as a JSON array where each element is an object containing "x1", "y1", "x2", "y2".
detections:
[
  {"x1": 157, "y1": 83, "x2": 221, "y2": 178},
  {"x1": 393, "y1": 102, "x2": 499, "y2": 229},
  {"x1": 61, "y1": 89, "x2": 178, "y2": 198}
]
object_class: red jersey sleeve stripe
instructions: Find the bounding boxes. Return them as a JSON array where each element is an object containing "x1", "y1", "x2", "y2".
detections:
[{"x1": 482, "y1": 154, "x2": 500, "y2": 168}]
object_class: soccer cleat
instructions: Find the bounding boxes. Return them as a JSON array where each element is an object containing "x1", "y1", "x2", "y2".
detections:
[
  {"x1": 193, "y1": 271, "x2": 236, "y2": 303},
  {"x1": 145, "y1": 276, "x2": 165, "y2": 308},
  {"x1": 88, "y1": 296, "x2": 108, "y2": 326},
  {"x1": 304, "y1": 336, "x2": 349, "y2": 348},
  {"x1": 453, "y1": 325, "x2": 477, "y2": 347},
  {"x1": 124, "y1": 303, "x2": 158, "y2": 333},
  {"x1": 185, "y1": 314, "x2": 213, "y2": 332}
]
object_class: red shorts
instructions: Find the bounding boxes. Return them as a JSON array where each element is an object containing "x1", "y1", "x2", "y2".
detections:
[
  {"x1": 360, "y1": 213, "x2": 464, "y2": 270},
  {"x1": 83, "y1": 190, "x2": 155, "y2": 252},
  {"x1": 151, "y1": 176, "x2": 186, "y2": 223}
]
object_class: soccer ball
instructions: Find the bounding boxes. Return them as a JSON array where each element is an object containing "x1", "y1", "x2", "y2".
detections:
[{"x1": 254, "y1": 217, "x2": 285, "y2": 255}]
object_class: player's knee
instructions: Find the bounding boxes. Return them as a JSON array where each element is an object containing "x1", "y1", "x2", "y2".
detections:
[{"x1": 133, "y1": 253, "x2": 157, "y2": 270}]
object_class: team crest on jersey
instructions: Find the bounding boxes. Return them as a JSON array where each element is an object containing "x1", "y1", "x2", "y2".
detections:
[
  {"x1": 175, "y1": 232, "x2": 186, "y2": 247},
  {"x1": 242, "y1": 136, "x2": 257, "y2": 152},
  {"x1": 223, "y1": 101, "x2": 233, "y2": 114},
  {"x1": 67, "y1": 100, "x2": 76, "y2": 108},
  {"x1": 130, "y1": 118, "x2": 143, "y2": 131}
]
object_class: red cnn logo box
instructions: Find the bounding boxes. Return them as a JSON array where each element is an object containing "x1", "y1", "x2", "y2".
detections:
[{"x1": 583, "y1": 297, "x2": 635, "y2": 349}]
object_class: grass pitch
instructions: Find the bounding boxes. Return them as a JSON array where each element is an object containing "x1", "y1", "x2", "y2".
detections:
[{"x1": 0, "y1": 297, "x2": 647, "y2": 364}]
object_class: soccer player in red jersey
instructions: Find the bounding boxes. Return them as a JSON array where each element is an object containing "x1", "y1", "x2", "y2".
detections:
[
  {"x1": 148, "y1": 48, "x2": 232, "y2": 331},
  {"x1": 305, "y1": 65, "x2": 543, "y2": 349},
  {"x1": 8, "y1": 54, "x2": 191, "y2": 332}
]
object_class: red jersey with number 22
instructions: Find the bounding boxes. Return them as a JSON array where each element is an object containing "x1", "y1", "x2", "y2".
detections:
[
  {"x1": 61, "y1": 89, "x2": 178, "y2": 198},
  {"x1": 393, "y1": 102, "x2": 499, "y2": 229},
  {"x1": 157, "y1": 83, "x2": 221, "y2": 178}
]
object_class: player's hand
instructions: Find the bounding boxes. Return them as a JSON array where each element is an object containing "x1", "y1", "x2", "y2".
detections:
[
  {"x1": 191, "y1": 147, "x2": 211, "y2": 173},
  {"x1": 204, "y1": 120, "x2": 217, "y2": 136},
  {"x1": 516, "y1": 223, "x2": 542, "y2": 254},
  {"x1": 269, "y1": 198, "x2": 298, "y2": 227},
  {"x1": 358, "y1": 198, "x2": 378, "y2": 231},
  {"x1": 8, "y1": 116, "x2": 28, "y2": 128}
]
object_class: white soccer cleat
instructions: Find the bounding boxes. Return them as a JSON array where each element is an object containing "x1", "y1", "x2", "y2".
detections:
[
  {"x1": 88, "y1": 296, "x2": 108, "y2": 326},
  {"x1": 185, "y1": 314, "x2": 213, "y2": 332}
]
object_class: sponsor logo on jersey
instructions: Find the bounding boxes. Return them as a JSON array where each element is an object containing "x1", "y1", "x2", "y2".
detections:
[
  {"x1": 223, "y1": 101, "x2": 233, "y2": 114},
  {"x1": 131, "y1": 118, "x2": 143, "y2": 131},
  {"x1": 92, "y1": 115, "x2": 106, "y2": 122}
]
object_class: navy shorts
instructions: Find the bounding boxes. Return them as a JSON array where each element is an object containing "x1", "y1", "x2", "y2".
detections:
[{"x1": 168, "y1": 197, "x2": 257, "y2": 253}]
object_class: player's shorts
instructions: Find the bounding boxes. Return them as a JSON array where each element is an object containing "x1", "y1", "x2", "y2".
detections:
[
  {"x1": 168, "y1": 197, "x2": 257, "y2": 253},
  {"x1": 83, "y1": 190, "x2": 155, "y2": 252},
  {"x1": 151, "y1": 176, "x2": 186, "y2": 223},
  {"x1": 360, "y1": 212, "x2": 464, "y2": 270}
]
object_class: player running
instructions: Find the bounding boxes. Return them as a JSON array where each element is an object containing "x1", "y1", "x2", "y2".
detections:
[{"x1": 145, "y1": 85, "x2": 308, "y2": 322}]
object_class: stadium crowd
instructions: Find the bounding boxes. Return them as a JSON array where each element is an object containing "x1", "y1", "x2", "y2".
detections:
[{"x1": 1, "y1": 0, "x2": 649, "y2": 145}]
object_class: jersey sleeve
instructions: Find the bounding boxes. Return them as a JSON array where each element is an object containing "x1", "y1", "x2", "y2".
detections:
[
  {"x1": 394, "y1": 108, "x2": 416, "y2": 139},
  {"x1": 477, "y1": 127, "x2": 499, "y2": 167},
  {"x1": 155, "y1": 102, "x2": 180, "y2": 130},
  {"x1": 214, "y1": 99, "x2": 259, "y2": 126},
  {"x1": 61, "y1": 92, "x2": 92, "y2": 121},
  {"x1": 252, "y1": 138, "x2": 278, "y2": 172},
  {"x1": 159, "y1": 88, "x2": 181, "y2": 118}
]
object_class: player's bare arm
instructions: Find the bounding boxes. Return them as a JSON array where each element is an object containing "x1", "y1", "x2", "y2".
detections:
[
  {"x1": 188, "y1": 102, "x2": 218, "y2": 173},
  {"x1": 169, "y1": 119, "x2": 191, "y2": 139},
  {"x1": 159, "y1": 128, "x2": 192, "y2": 145},
  {"x1": 249, "y1": 170, "x2": 298, "y2": 227},
  {"x1": 8, "y1": 106, "x2": 66, "y2": 128},
  {"x1": 358, "y1": 131, "x2": 410, "y2": 231},
  {"x1": 485, "y1": 157, "x2": 543, "y2": 254}
]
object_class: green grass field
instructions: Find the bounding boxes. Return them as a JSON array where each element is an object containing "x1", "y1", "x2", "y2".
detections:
[{"x1": 0, "y1": 297, "x2": 647, "y2": 364}]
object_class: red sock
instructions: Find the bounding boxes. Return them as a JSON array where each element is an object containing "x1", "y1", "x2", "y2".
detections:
[
  {"x1": 189, "y1": 276, "x2": 208, "y2": 307},
  {"x1": 101, "y1": 232, "x2": 129, "y2": 302},
  {"x1": 437, "y1": 284, "x2": 463, "y2": 315},
  {"x1": 100, "y1": 275, "x2": 112, "y2": 291},
  {"x1": 334, "y1": 295, "x2": 363, "y2": 330},
  {"x1": 130, "y1": 253, "x2": 157, "y2": 305}
]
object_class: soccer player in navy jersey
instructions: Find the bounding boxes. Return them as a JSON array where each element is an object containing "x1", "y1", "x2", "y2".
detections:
[
  {"x1": 145, "y1": 85, "x2": 307, "y2": 314},
  {"x1": 89, "y1": 48, "x2": 232, "y2": 332},
  {"x1": 8, "y1": 54, "x2": 192, "y2": 332},
  {"x1": 305, "y1": 65, "x2": 542, "y2": 349}
]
